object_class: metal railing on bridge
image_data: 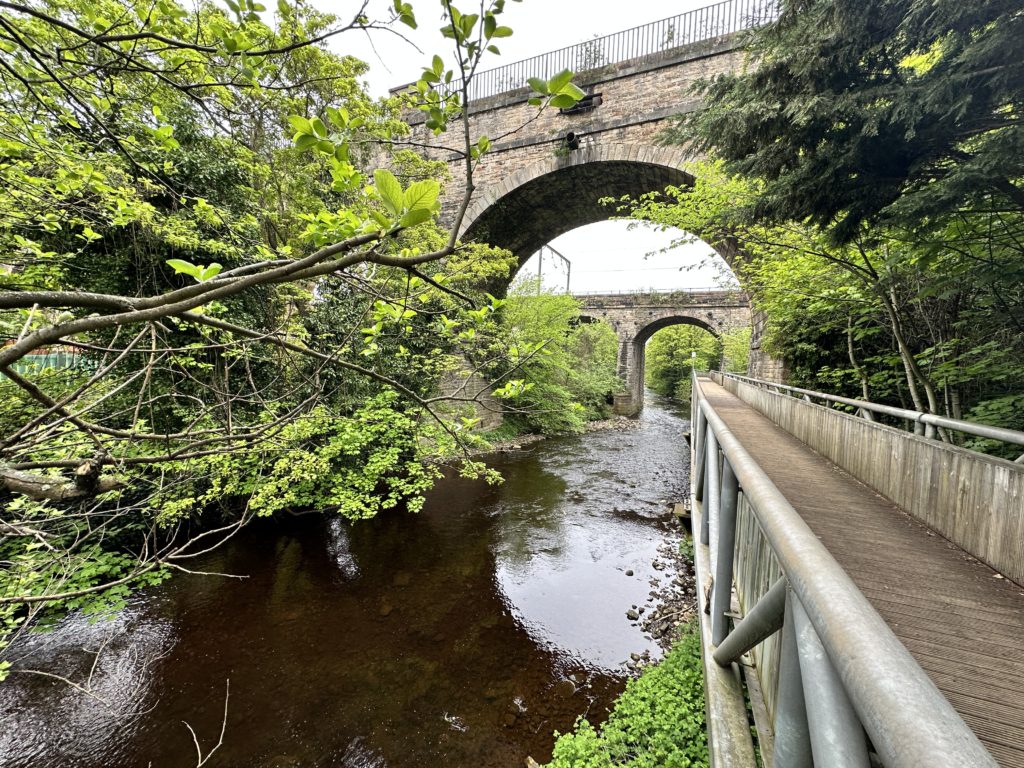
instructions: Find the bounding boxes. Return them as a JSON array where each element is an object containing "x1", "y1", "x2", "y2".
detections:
[
  {"x1": 690, "y1": 371, "x2": 998, "y2": 767},
  {"x1": 572, "y1": 286, "x2": 735, "y2": 297},
  {"x1": 395, "y1": 0, "x2": 779, "y2": 103},
  {"x1": 723, "y1": 372, "x2": 1024, "y2": 463}
]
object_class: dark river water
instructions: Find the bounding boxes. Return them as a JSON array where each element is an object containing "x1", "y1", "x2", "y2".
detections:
[{"x1": 0, "y1": 394, "x2": 691, "y2": 768}]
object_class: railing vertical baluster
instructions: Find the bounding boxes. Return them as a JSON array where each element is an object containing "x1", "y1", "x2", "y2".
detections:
[
  {"x1": 702, "y1": 426, "x2": 720, "y2": 547},
  {"x1": 712, "y1": 457, "x2": 739, "y2": 645},
  {"x1": 773, "y1": 590, "x2": 814, "y2": 768},
  {"x1": 424, "y1": 0, "x2": 782, "y2": 102},
  {"x1": 791, "y1": 597, "x2": 871, "y2": 767},
  {"x1": 694, "y1": 403, "x2": 708, "y2": 502}
]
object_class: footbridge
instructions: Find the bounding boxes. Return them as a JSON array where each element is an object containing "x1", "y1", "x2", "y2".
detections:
[
  {"x1": 575, "y1": 288, "x2": 750, "y2": 415},
  {"x1": 690, "y1": 372, "x2": 1024, "y2": 768}
]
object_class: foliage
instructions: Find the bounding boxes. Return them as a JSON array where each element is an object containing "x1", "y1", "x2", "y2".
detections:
[
  {"x1": 962, "y1": 395, "x2": 1024, "y2": 460},
  {"x1": 621, "y1": 162, "x2": 1024, "y2": 436},
  {"x1": 495, "y1": 281, "x2": 619, "y2": 434},
  {"x1": 546, "y1": 622, "x2": 708, "y2": 768},
  {"x1": 645, "y1": 325, "x2": 750, "y2": 402},
  {"x1": 0, "y1": 0, "x2": 593, "y2": 667},
  {"x1": 645, "y1": 326, "x2": 720, "y2": 402},
  {"x1": 671, "y1": 0, "x2": 1024, "y2": 241},
  {"x1": 721, "y1": 327, "x2": 750, "y2": 375},
  {"x1": 153, "y1": 392, "x2": 496, "y2": 522}
]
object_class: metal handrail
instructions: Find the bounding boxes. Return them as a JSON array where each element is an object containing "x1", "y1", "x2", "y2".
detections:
[
  {"x1": 691, "y1": 371, "x2": 997, "y2": 767},
  {"x1": 392, "y1": 0, "x2": 778, "y2": 103},
  {"x1": 571, "y1": 286, "x2": 738, "y2": 297},
  {"x1": 723, "y1": 372, "x2": 1024, "y2": 460}
]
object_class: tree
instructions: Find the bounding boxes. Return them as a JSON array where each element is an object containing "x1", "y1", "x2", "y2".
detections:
[
  {"x1": 0, "y1": 0, "x2": 590, "y2": 672},
  {"x1": 670, "y1": 0, "x2": 1024, "y2": 241},
  {"x1": 645, "y1": 324, "x2": 720, "y2": 402},
  {"x1": 492, "y1": 279, "x2": 619, "y2": 434},
  {"x1": 623, "y1": 163, "x2": 1024, "y2": 429}
]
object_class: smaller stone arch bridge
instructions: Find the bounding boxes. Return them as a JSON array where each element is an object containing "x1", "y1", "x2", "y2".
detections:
[{"x1": 576, "y1": 288, "x2": 750, "y2": 415}]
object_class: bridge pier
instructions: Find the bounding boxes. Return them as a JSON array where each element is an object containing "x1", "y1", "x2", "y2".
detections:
[
  {"x1": 612, "y1": 392, "x2": 639, "y2": 416},
  {"x1": 612, "y1": 336, "x2": 645, "y2": 416}
]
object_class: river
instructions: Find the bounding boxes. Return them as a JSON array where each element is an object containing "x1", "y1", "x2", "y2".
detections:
[{"x1": 0, "y1": 394, "x2": 691, "y2": 768}]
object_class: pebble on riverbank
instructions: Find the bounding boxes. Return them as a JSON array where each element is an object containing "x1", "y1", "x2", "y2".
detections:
[{"x1": 621, "y1": 517, "x2": 699, "y2": 673}]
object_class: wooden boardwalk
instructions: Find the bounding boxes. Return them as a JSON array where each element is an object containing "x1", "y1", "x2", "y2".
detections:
[{"x1": 700, "y1": 379, "x2": 1024, "y2": 767}]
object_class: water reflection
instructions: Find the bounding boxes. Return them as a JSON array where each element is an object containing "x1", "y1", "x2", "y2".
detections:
[
  {"x1": 326, "y1": 517, "x2": 361, "y2": 580},
  {"x1": 0, "y1": 393, "x2": 690, "y2": 768},
  {"x1": 0, "y1": 606, "x2": 173, "y2": 766}
]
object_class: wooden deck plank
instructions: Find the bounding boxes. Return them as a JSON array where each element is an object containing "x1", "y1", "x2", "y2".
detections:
[{"x1": 700, "y1": 380, "x2": 1024, "y2": 768}]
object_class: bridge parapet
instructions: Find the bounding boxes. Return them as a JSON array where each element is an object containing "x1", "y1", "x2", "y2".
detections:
[
  {"x1": 576, "y1": 288, "x2": 748, "y2": 309},
  {"x1": 392, "y1": 0, "x2": 777, "y2": 106}
]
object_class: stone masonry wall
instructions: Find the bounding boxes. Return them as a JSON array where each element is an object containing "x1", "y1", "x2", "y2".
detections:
[{"x1": 395, "y1": 36, "x2": 747, "y2": 225}]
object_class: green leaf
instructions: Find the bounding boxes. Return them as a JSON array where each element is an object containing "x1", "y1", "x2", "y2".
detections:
[
  {"x1": 393, "y1": 0, "x2": 416, "y2": 28},
  {"x1": 399, "y1": 208, "x2": 433, "y2": 228},
  {"x1": 491, "y1": 25, "x2": 513, "y2": 38},
  {"x1": 200, "y1": 263, "x2": 223, "y2": 281},
  {"x1": 374, "y1": 169, "x2": 404, "y2": 217},
  {"x1": 287, "y1": 115, "x2": 313, "y2": 136},
  {"x1": 461, "y1": 14, "x2": 479, "y2": 35},
  {"x1": 167, "y1": 259, "x2": 203, "y2": 280},
  {"x1": 563, "y1": 82, "x2": 586, "y2": 100},
  {"x1": 549, "y1": 94, "x2": 578, "y2": 109},
  {"x1": 528, "y1": 77, "x2": 549, "y2": 95},
  {"x1": 403, "y1": 179, "x2": 439, "y2": 213},
  {"x1": 294, "y1": 133, "x2": 319, "y2": 151},
  {"x1": 547, "y1": 69, "x2": 574, "y2": 93}
]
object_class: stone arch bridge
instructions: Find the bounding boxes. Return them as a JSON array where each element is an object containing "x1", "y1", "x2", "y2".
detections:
[
  {"x1": 395, "y1": 0, "x2": 782, "y2": 380},
  {"x1": 576, "y1": 289, "x2": 751, "y2": 415}
]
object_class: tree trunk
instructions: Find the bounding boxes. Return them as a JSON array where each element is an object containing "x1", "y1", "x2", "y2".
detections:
[{"x1": 846, "y1": 318, "x2": 871, "y2": 401}]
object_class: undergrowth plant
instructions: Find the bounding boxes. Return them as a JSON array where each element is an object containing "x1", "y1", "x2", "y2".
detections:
[{"x1": 546, "y1": 622, "x2": 708, "y2": 768}]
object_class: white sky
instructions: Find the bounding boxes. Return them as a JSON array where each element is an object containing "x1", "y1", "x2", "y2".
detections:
[{"x1": 322, "y1": 0, "x2": 736, "y2": 292}]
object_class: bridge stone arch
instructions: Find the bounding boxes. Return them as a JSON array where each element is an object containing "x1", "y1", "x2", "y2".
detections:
[
  {"x1": 576, "y1": 291, "x2": 750, "y2": 415},
  {"x1": 457, "y1": 144, "x2": 712, "y2": 270},
  {"x1": 397, "y1": 27, "x2": 783, "y2": 380}
]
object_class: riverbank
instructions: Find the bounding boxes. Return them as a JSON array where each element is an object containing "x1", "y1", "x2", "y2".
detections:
[
  {"x1": 637, "y1": 535, "x2": 699, "y2": 657},
  {"x1": 537, "y1": 530, "x2": 704, "y2": 768},
  {"x1": 1, "y1": 394, "x2": 693, "y2": 768},
  {"x1": 478, "y1": 415, "x2": 642, "y2": 454}
]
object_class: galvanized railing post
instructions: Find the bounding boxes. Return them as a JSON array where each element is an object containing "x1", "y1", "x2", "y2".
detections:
[
  {"x1": 773, "y1": 589, "x2": 813, "y2": 768},
  {"x1": 712, "y1": 457, "x2": 739, "y2": 646},
  {"x1": 701, "y1": 421, "x2": 719, "y2": 547},
  {"x1": 791, "y1": 595, "x2": 870, "y2": 767},
  {"x1": 693, "y1": 405, "x2": 708, "y2": 502}
]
